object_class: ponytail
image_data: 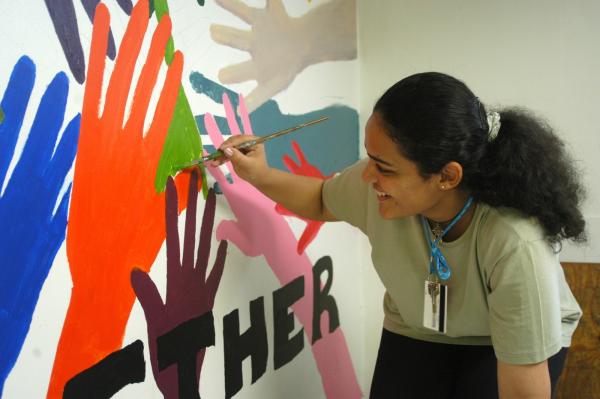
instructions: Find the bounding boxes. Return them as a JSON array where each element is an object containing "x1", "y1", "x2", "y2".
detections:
[{"x1": 469, "y1": 108, "x2": 586, "y2": 245}]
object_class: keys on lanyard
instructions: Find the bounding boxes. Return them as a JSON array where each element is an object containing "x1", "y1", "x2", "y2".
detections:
[
  {"x1": 420, "y1": 196, "x2": 474, "y2": 334},
  {"x1": 427, "y1": 274, "x2": 440, "y2": 325},
  {"x1": 424, "y1": 273, "x2": 445, "y2": 333}
]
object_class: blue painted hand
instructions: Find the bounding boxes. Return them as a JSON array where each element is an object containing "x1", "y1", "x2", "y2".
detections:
[{"x1": 0, "y1": 56, "x2": 80, "y2": 393}]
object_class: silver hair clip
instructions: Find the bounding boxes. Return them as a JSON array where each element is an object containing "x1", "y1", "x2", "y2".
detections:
[{"x1": 486, "y1": 111, "x2": 501, "y2": 140}]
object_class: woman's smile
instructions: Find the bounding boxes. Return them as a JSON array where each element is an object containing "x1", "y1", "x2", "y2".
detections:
[{"x1": 374, "y1": 186, "x2": 392, "y2": 201}]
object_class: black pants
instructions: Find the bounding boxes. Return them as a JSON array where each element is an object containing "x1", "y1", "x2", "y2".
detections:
[{"x1": 370, "y1": 329, "x2": 568, "y2": 399}]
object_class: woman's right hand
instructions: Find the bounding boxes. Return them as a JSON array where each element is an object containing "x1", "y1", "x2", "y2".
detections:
[{"x1": 209, "y1": 134, "x2": 271, "y2": 186}]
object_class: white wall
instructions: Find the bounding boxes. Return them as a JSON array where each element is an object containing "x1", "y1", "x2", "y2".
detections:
[{"x1": 357, "y1": 0, "x2": 600, "y2": 393}]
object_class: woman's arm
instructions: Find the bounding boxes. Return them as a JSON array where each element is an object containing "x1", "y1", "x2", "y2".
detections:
[
  {"x1": 255, "y1": 167, "x2": 337, "y2": 221},
  {"x1": 214, "y1": 135, "x2": 338, "y2": 222},
  {"x1": 497, "y1": 360, "x2": 551, "y2": 399}
]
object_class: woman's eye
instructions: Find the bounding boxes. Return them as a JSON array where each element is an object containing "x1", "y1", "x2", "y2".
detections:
[{"x1": 376, "y1": 164, "x2": 393, "y2": 174}]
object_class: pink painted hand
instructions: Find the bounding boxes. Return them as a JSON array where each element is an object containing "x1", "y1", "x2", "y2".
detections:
[
  {"x1": 275, "y1": 140, "x2": 332, "y2": 254},
  {"x1": 203, "y1": 95, "x2": 276, "y2": 258},
  {"x1": 204, "y1": 93, "x2": 362, "y2": 398}
]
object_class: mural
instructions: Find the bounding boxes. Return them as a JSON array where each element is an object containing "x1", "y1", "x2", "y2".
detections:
[{"x1": 0, "y1": 0, "x2": 360, "y2": 397}]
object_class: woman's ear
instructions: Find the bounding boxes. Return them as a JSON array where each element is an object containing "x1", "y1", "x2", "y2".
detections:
[{"x1": 439, "y1": 161, "x2": 463, "y2": 190}]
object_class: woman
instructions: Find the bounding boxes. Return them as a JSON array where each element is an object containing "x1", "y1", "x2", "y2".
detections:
[{"x1": 213, "y1": 72, "x2": 585, "y2": 398}]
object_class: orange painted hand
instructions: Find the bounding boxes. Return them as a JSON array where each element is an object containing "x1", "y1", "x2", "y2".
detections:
[{"x1": 47, "y1": 1, "x2": 189, "y2": 397}]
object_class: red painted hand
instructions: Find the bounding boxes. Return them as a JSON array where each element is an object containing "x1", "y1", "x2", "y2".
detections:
[{"x1": 275, "y1": 140, "x2": 331, "y2": 254}]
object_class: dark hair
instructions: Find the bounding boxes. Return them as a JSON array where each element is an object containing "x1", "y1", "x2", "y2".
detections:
[{"x1": 374, "y1": 72, "x2": 586, "y2": 246}]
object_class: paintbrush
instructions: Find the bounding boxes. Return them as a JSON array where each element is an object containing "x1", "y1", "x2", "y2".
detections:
[{"x1": 174, "y1": 116, "x2": 328, "y2": 170}]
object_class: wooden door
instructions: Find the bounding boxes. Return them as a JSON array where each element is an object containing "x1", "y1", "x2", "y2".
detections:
[{"x1": 555, "y1": 263, "x2": 600, "y2": 399}]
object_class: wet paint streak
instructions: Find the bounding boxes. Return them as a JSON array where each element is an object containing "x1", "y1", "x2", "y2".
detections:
[
  {"x1": 189, "y1": 72, "x2": 359, "y2": 176},
  {"x1": 152, "y1": 0, "x2": 206, "y2": 194},
  {"x1": 0, "y1": 106, "x2": 4, "y2": 124},
  {"x1": 0, "y1": 56, "x2": 80, "y2": 394},
  {"x1": 275, "y1": 140, "x2": 331, "y2": 254},
  {"x1": 47, "y1": 2, "x2": 186, "y2": 397},
  {"x1": 155, "y1": 88, "x2": 204, "y2": 191},
  {"x1": 131, "y1": 173, "x2": 227, "y2": 398},
  {"x1": 44, "y1": 0, "x2": 133, "y2": 84},
  {"x1": 205, "y1": 94, "x2": 362, "y2": 398}
]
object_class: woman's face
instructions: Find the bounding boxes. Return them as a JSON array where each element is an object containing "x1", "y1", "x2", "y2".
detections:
[{"x1": 362, "y1": 112, "x2": 443, "y2": 219}]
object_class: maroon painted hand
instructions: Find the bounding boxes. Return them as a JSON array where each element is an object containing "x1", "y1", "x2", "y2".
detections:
[{"x1": 131, "y1": 169, "x2": 227, "y2": 398}]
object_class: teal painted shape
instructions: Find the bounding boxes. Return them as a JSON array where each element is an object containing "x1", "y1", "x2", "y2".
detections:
[
  {"x1": 190, "y1": 72, "x2": 237, "y2": 106},
  {"x1": 189, "y1": 72, "x2": 359, "y2": 175}
]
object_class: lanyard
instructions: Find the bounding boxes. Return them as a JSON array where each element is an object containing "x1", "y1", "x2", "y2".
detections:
[{"x1": 420, "y1": 196, "x2": 474, "y2": 281}]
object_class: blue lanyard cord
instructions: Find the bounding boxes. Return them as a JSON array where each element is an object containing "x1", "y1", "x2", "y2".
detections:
[{"x1": 420, "y1": 196, "x2": 474, "y2": 280}]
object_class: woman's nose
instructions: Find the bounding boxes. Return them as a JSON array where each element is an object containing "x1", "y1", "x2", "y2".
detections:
[{"x1": 361, "y1": 162, "x2": 375, "y2": 183}]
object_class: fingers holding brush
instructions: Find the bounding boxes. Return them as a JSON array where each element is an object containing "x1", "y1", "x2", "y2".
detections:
[
  {"x1": 208, "y1": 134, "x2": 255, "y2": 166},
  {"x1": 217, "y1": 135, "x2": 270, "y2": 184}
]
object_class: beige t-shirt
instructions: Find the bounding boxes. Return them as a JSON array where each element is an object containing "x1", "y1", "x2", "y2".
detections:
[{"x1": 323, "y1": 159, "x2": 582, "y2": 364}]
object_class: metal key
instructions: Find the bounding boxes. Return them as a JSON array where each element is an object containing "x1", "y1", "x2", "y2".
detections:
[{"x1": 428, "y1": 282, "x2": 439, "y2": 326}]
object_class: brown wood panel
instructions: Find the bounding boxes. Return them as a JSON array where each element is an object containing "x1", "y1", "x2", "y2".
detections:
[{"x1": 555, "y1": 262, "x2": 600, "y2": 399}]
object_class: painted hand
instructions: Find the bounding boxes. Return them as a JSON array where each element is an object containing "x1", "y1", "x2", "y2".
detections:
[
  {"x1": 132, "y1": 171, "x2": 227, "y2": 399},
  {"x1": 204, "y1": 93, "x2": 362, "y2": 398},
  {"x1": 48, "y1": 1, "x2": 188, "y2": 396},
  {"x1": 211, "y1": 0, "x2": 357, "y2": 112},
  {"x1": 274, "y1": 140, "x2": 331, "y2": 254},
  {"x1": 44, "y1": 0, "x2": 133, "y2": 83},
  {"x1": 204, "y1": 93, "x2": 284, "y2": 258},
  {"x1": 0, "y1": 56, "x2": 79, "y2": 394}
]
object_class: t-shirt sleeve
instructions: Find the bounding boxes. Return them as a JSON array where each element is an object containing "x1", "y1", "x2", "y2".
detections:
[
  {"x1": 486, "y1": 240, "x2": 563, "y2": 365},
  {"x1": 322, "y1": 159, "x2": 370, "y2": 232}
]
